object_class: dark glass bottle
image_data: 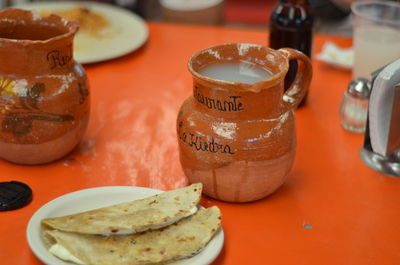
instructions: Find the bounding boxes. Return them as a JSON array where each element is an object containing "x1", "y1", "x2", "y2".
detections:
[{"x1": 269, "y1": 0, "x2": 314, "y2": 107}]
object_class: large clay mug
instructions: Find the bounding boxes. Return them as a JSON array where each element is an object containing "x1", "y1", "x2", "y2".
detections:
[
  {"x1": 177, "y1": 43, "x2": 312, "y2": 202},
  {"x1": 0, "y1": 9, "x2": 90, "y2": 164}
]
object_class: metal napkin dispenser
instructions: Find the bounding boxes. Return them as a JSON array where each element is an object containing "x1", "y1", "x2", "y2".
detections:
[{"x1": 360, "y1": 58, "x2": 400, "y2": 177}]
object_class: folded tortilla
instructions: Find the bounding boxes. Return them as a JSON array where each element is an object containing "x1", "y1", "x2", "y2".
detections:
[
  {"x1": 41, "y1": 183, "x2": 202, "y2": 235},
  {"x1": 44, "y1": 206, "x2": 221, "y2": 265}
]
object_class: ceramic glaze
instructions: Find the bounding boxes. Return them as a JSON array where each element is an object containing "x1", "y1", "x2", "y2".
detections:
[
  {"x1": 177, "y1": 43, "x2": 312, "y2": 202},
  {"x1": 198, "y1": 62, "x2": 273, "y2": 84},
  {"x1": 0, "y1": 9, "x2": 90, "y2": 164}
]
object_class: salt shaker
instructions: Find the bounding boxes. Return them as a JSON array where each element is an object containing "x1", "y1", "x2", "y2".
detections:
[{"x1": 340, "y1": 78, "x2": 371, "y2": 133}]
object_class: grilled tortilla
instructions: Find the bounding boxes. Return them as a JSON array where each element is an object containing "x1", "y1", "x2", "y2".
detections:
[
  {"x1": 44, "y1": 207, "x2": 221, "y2": 265},
  {"x1": 41, "y1": 183, "x2": 202, "y2": 235}
]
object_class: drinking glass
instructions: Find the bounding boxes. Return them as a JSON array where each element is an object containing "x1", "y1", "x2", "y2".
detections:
[{"x1": 351, "y1": 1, "x2": 400, "y2": 80}]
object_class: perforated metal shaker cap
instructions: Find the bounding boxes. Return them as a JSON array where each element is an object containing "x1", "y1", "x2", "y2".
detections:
[{"x1": 347, "y1": 78, "x2": 371, "y2": 99}]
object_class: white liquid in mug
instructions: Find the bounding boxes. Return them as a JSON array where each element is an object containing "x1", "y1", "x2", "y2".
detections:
[
  {"x1": 199, "y1": 62, "x2": 273, "y2": 84},
  {"x1": 354, "y1": 25, "x2": 400, "y2": 79}
]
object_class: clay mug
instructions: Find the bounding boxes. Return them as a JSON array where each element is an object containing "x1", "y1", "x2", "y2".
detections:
[
  {"x1": 0, "y1": 9, "x2": 90, "y2": 164},
  {"x1": 177, "y1": 43, "x2": 312, "y2": 202}
]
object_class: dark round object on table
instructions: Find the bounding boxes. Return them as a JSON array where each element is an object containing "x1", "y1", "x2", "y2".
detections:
[{"x1": 0, "y1": 181, "x2": 32, "y2": 211}]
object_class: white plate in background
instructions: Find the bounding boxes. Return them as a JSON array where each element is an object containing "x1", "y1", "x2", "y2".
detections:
[
  {"x1": 14, "y1": 1, "x2": 148, "y2": 64},
  {"x1": 26, "y1": 186, "x2": 224, "y2": 265}
]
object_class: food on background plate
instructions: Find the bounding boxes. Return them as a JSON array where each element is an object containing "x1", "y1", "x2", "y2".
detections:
[
  {"x1": 40, "y1": 7, "x2": 110, "y2": 38},
  {"x1": 40, "y1": 183, "x2": 222, "y2": 264}
]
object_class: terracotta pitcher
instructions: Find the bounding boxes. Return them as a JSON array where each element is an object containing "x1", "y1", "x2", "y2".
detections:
[
  {"x1": 177, "y1": 43, "x2": 312, "y2": 202},
  {"x1": 0, "y1": 9, "x2": 90, "y2": 164}
]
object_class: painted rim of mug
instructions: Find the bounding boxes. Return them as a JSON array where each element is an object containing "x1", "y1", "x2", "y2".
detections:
[
  {"x1": 0, "y1": 8, "x2": 79, "y2": 45},
  {"x1": 188, "y1": 43, "x2": 288, "y2": 88}
]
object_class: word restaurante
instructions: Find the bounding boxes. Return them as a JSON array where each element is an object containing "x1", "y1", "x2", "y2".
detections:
[{"x1": 194, "y1": 87, "x2": 244, "y2": 112}]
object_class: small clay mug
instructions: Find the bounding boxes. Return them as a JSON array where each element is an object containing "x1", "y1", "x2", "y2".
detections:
[
  {"x1": 0, "y1": 9, "x2": 90, "y2": 164},
  {"x1": 177, "y1": 43, "x2": 312, "y2": 202}
]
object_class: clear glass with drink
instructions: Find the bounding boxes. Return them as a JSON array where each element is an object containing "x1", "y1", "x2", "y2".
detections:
[{"x1": 351, "y1": 1, "x2": 400, "y2": 80}]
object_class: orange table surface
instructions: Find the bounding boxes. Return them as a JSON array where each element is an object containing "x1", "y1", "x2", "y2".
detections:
[{"x1": 1, "y1": 22, "x2": 400, "y2": 265}]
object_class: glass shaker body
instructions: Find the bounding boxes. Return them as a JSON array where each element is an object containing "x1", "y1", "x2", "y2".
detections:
[
  {"x1": 339, "y1": 78, "x2": 371, "y2": 133},
  {"x1": 339, "y1": 91, "x2": 369, "y2": 133}
]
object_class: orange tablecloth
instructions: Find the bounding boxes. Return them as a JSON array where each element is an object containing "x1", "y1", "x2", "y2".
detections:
[{"x1": 1, "y1": 22, "x2": 399, "y2": 265}]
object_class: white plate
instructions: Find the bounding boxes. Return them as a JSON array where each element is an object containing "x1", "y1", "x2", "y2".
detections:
[
  {"x1": 27, "y1": 186, "x2": 224, "y2": 265},
  {"x1": 14, "y1": 1, "x2": 148, "y2": 64}
]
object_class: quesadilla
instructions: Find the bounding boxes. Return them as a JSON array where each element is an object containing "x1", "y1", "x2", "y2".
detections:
[
  {"x1": 44, "y1": 206, "x2": 222, "y2": 265},
  {"x1": 41, "y1": 183, "x2": 202, "y2": 235}
]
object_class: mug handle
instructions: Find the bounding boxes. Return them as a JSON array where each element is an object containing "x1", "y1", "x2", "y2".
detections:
[{"x1": 278, "y1": 48, "x2": 313, "y2": 108}]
